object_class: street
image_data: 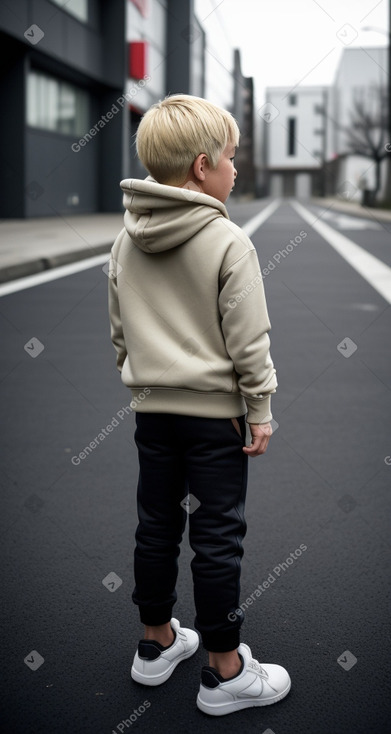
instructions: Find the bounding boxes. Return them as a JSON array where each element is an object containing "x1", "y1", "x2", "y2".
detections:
[{"x1": 1, "y1": 197, "x2": 390, "y2": 734}]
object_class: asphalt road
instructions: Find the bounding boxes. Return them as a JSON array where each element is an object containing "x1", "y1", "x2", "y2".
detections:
[{"x1": 1, "y1": 198, "x2": 390, "y2": 734}]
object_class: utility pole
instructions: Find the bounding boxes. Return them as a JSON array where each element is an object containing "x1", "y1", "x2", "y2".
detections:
[{"x1": 321, "y1": 88, "x2": 328, "y2": 196}]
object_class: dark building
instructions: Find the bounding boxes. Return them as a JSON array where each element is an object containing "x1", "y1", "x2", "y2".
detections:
[
  {"x1": 0, "y1": 0, "x2": 224, "y2": 219},
  {"x1": 232, "y1": 49, "x2": 255, "y2": 198},
  {"x1": 0, "y1": 0, "x2": 126, "y2": 218}
]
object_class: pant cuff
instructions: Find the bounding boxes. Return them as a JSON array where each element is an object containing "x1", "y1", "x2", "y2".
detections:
[
  {"x1": 138, "y1": 605, "x2": 173, "y2": 626},
  {"x1": 201, "y1": 629, "x2": 241, "y2": 653}
]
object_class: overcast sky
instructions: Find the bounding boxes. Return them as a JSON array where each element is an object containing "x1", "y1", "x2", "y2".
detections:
[{"x1": 194, "y1": 0, "x2": 389, "y2": 102}]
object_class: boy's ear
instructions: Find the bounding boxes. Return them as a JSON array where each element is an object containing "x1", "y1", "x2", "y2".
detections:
[{"x1": 192, "y1": 153, "x2": 209, "y2": 182}]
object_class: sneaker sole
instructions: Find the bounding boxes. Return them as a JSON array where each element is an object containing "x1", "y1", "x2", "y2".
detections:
[
  {"x1": 131, "y1": 640, "x2": 199, "y2": 686},
  {"x1": 196, "y1": 678, "x2": 291, "y2": 716}
]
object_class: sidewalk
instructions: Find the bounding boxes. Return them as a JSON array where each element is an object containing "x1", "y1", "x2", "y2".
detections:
[
  {"x1": 0, "y1": 213, "x2": 123, "y2": 283},
  {"x1": 311, "y1": 196, "x2": 391, "y2": 222},
  {"x1": 1, "y1": 197, "x2": 390, "y2": 284}
]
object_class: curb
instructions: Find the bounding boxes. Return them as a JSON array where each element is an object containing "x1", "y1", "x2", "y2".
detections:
[{"x1": 0, "y1": 243, "x2": 112, "y2": 284}]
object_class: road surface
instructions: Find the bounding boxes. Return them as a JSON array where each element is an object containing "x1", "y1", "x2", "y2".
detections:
[{"x1": 1, "y1": 198, "x2": 390, "y2": 733}]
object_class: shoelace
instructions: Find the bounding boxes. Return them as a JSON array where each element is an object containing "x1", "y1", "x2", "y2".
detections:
[{"x1": 248, "y1": 659, "x2": 268, "y2": 677}]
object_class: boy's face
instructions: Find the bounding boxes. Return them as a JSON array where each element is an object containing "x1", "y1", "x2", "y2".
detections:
[{"x1": 201, "y1": 143, "x2": 237, "y2": 203}]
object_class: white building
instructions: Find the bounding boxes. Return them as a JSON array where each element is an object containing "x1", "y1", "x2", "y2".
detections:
[
  {"x1": 264, "y1": 45, "x2": 388, "y2": 201},
  {"x1": 328, "y1": 46, "x2": 388, "y2": 201},
  {"x1": 263, "y1": 86, "x2": 330, "y2": 198}
]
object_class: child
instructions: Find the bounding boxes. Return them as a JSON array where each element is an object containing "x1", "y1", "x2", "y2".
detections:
[{"x1": 108, "y1": 94, "x2": 291, "y2": 716}]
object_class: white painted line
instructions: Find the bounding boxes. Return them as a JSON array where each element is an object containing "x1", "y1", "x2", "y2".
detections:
[
  {"x1": 291, "y1": 200, "x2": 391, "y2": 305},
  {"x1": 242, "y1": 198, "x2": 281, "y2": 237},
  {"x1": 0, "y1": 201, "x2": 282, "y2": 296},
  {"x1": 0, "y1": 253, "x2": 110, "y2": 297}
]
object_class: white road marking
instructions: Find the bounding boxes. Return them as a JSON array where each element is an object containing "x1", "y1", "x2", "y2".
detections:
[
  {"x1": 291, "y1": 200, "x2": 391, "y2": 305},
  {"x1": 242, "y1": 199, "x2": 281, "y2": 237},
  {"x1": 0, "y1": 201, "x2": 282, "y2": 296},
  {"x1": 0, "y1": 253, "x2": 110, "y2": 297}
]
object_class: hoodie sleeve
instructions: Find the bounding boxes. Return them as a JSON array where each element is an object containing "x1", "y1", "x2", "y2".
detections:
[
  {"x1": 107, "y1": 245, "x2": 127, "y2": 374},
  {"x1": 218, "y1": 247, "x2": 278, "y2": 424}
]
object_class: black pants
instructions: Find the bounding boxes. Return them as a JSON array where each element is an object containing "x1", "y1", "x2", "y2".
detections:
[{"x1": 132, "y1": 412, "x2": 249, "y2": 652}]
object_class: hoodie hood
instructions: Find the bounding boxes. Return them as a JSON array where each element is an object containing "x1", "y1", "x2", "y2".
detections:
[{"x1": 120, "y1": 176, "x2": 230, "y2": 253}]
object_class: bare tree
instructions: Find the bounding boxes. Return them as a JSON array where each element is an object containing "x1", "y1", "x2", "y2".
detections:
[{"x1": 342, "y1": 86, "x2": 388, "y2": 201}]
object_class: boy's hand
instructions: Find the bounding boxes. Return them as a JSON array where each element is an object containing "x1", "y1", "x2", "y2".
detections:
[{"x1": 243, "y1": 422, "x2": 273, "y2": 457}]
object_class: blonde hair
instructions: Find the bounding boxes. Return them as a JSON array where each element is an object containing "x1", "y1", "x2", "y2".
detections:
[{"x1": 136, "y1": 94, "x2": 240, "y2": 184}]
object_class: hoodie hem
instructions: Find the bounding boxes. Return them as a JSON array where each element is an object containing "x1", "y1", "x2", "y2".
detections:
[{"x1": 129, "y1": 387, "x2": 247, "y2": 420}]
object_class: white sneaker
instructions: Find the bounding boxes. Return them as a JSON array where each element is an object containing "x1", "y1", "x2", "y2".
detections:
[
  {"x1": 131, "y1": 617, "x2": 199, "y2": 686},
  {"x1": 196, "y1": 642, "x2": 291, "y2": 716}
]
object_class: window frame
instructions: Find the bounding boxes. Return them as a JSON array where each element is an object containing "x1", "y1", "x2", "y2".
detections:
[
  {"x1": 287, "y1": 117, "x2": 296, "y2": 156},
  {"x1": 48, "y1": 0, "x2": 89, "y2": 23},
  {"x1": 26, "y1": 69, "x2": 90, "y2": 138}
]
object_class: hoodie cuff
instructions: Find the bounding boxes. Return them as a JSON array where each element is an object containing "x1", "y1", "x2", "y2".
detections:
[{"x1": 244, "y1": 395, "x2": 272, "y2": 424}]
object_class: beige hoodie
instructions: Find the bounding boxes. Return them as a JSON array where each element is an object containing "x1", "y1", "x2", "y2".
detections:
[{"x1": 108, "y1": 176, "x2": 277, "y2": 424}]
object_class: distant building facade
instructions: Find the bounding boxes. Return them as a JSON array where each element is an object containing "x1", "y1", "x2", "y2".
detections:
[
  {"x1": 327, "y1": 46, "x2": 388, "y2": 200},
  {"x1": 263, "y1": 86, "x2": 329, "y2": 198},
  {"x1": 263, "y1": 45, "x2": 388, "y2": 200},
  {"x1": 232, "y1": 50, "x2": 255, "y2": 198}
]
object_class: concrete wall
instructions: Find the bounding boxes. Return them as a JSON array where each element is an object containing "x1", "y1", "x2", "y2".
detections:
[
  {"x1": 270, "y1": 174, "x2": 283, "y2": 197},
  {"x1": 296, "y1": 172, "x2": 312, "y2": 198}
]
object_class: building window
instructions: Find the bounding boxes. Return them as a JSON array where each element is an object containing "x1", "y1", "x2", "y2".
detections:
[
  {"x1": 50, "y1": 0, "x2": 88, "y2": 22},
  {"x1": 287, "y1": 117, "x2": 296, "y2": 156},
  {"x1": 27, "y1": 71, "x2": 89, "y2": 137},
  {"x1": 288, "y1": 94, "x2": 296, "y2": 106}
]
